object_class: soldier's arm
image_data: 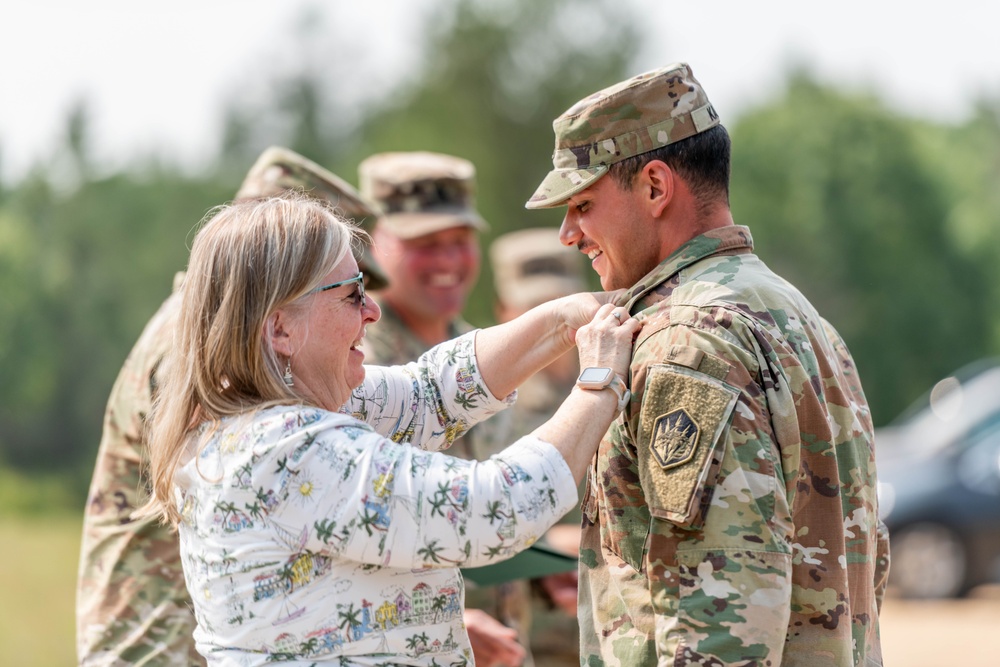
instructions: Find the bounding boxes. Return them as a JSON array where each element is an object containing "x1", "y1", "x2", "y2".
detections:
[{"x1": 631, "y1": 313, "x2": 793, "y2": 663}]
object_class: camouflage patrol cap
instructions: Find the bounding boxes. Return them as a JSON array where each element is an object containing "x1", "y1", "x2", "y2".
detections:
[
  {"x1": 526, "y1": 62, "x2": 720, "y2": 209},
  {"x1": 359, "y1": 151, "x2": 489, "y2": 240},
  {"x1": 490, "y1": 227, "x2": 587, "y2": 309},
  {"x1": 235, "y1": 146, "x2": 388, "y2": 290}
]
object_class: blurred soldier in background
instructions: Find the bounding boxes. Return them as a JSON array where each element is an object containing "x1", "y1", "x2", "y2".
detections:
[
  {"x1": 360, "y1": 151, "x2": 487, "y2": 361},
  {"x1": 75, "y1": 146, "x2": 387, "y2": 666},
  {"x1": 491, "y1": 227, "x2": 588, "y2": 445},
  {"x1": 490, "y1": 227, "x2": 588, "y2": 667},
  {"x1": 360, "y1": 151, "x2": 527, "y2": 667}
]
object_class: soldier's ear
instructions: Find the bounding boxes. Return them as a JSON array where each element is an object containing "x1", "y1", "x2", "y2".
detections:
[{"x1": 640, "y1": 160, "x2": 673, "y2": 218}]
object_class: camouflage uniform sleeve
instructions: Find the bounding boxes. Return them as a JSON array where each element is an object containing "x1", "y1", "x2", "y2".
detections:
[
  {"x1": 620, "y1": 309, "x2": 795, "y2": 664},
  {"x1": 76, "y1": 288, "x2": 202, "y2": 666},
  {"x1": 598, "y1": 303, "x2": 883, "y2": 666},
  {"x1": 820, "y1": 318, "x2": 891, "y2": 616}
]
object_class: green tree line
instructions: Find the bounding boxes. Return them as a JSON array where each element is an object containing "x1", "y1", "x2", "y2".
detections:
[{"x1": 1, "y1": 0, "x2": 998, "y2": 509}]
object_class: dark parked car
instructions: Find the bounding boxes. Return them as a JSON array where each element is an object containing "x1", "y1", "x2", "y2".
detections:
[{"x1": 876, "y1": 358, "x2": 1000, "y2": 598}]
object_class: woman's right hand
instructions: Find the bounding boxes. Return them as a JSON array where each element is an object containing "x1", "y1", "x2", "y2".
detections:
[
  {"x1": 529, "y1": 304, "x2": 642, "y2": 485},
  {"x1": 574, "y1": 303, "x2": 641, "y2": 381}
]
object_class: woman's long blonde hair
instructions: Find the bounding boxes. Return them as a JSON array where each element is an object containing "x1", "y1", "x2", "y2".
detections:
[{"x1": 137, "y1": 194, "x2": 363, "y2": 527}]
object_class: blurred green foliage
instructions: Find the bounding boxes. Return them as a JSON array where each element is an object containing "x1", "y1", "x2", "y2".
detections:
[
  {"x1": 1, "y1": 0, "x2": 999, "y2": 510},
  {"x1": 729, "y1": 71, "x2": 998, "y2": 424}
]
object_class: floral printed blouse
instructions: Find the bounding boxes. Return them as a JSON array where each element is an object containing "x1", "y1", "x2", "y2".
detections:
[{"x1": 174, "y1": 332, "x2": 578, "y2": 665}]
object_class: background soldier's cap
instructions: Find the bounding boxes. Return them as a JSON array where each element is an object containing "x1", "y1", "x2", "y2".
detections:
[
  {"x1": 235, "y1": 146, "x2": 388, "y2": 290},
  {"x1": 490, "y1": 227, "x2": 587, "y2": 309},
  {"x1": 359, "y1": 151, "x2": 489, "y2": 239},
  {"x1": 526, "y1": 62, "x2": 721, "y2": 210}
]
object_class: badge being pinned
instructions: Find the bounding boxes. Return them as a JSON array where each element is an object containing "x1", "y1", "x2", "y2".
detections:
[{"x1": 650, "y1": 409, "x2": 700, "y2": 469}]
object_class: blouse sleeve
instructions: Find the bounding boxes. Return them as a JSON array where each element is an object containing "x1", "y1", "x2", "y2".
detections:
[
  {"x1": 263, "y1": 411, "x2": 578, "y2": 570},
  {"x1": 341, "y1": 330, "x2": 514, "y2": 452}
]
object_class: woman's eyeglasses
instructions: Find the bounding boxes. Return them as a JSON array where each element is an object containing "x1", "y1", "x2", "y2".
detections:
[{"x1": 309, "y1": 272, "x2": 365, "y2": 308}]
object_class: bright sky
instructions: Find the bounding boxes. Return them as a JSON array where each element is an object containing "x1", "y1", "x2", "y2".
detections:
[{"x1": 3, "y1": 0, "x2": 999, "y2": 183}]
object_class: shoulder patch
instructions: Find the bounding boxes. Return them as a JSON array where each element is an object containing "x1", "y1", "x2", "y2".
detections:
[
  {"x1": 638, "y1": 364, "x2": 739, "y2": 526},
  {"x1": 650, "y1": 409, "x2": 700, "y2": 469}
]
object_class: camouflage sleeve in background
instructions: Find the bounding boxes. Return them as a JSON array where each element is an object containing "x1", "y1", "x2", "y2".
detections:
[
  {"x1": 76, "y1": 280, "x2": 203, "y2": 667},
  {"x1": 578, "y1": 226, "x2": 886, "y2": 667}
]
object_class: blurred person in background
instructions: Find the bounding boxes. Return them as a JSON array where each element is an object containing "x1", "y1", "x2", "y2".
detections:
[
  {"x1": 135, "y1": 192, "x2": 640, "y2": 665},
  {"x1": 490, "y1": 227, "x2": 589, "y2": 667},
  {"x1": 359, "y1": 151, "x2": 487, "y2": 361},
  {"x1": 75, "y1": 147, "x2": 389, "y2": 666},
  {"x1": 360, "y1": 151, "x2": 531, "y2": 666},
  {"x1": 526, "y1": 62, "x2": 890, "y2": 666}
]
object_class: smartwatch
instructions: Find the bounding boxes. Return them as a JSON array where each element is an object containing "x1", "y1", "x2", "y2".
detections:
[{"x1": 576, "y1": 367, "x2": 631, "y2": 414}]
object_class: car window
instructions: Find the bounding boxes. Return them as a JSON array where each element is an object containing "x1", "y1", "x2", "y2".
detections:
[
  {"x1": 895, "y1": 365, "x2": 1000, "y2": 459},
  {"x1": 956, "y1": 416, "x2": 1000, "y2": 495}
]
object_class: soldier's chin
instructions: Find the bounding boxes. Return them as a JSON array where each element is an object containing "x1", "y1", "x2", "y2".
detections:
[{"x1": 599, "y1": 272, "x2": 626, "y2": 291}]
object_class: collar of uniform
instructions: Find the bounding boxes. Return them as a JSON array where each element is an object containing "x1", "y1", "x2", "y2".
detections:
[{"x1": 617, "y1": 225, "x2": 754, "y2": 313}]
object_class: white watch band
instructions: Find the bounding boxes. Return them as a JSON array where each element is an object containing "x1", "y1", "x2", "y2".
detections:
[{"x1": 606, "y1": 374, "x2": 631, "y2": 414}]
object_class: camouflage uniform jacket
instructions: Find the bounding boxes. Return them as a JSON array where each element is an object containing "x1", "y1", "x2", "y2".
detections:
[
  {"x1": 76, "y1": 275, "x2": 202, "y2": 666},
  {"x1": 579, "y1": 225, "x2": 890, "y2": 667}
]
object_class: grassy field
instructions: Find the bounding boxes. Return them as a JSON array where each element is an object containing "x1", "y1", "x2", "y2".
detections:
[{"x1": 0, "y1": 514, "x2": 81, "y2": 666}]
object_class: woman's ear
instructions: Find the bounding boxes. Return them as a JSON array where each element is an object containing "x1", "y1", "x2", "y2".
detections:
[
  {"x1": 641, "y1": 160, "x2": 674, "y2": 218},
  {"x1": 266, "y1": 308, "x2": 295, "y2": 358}
]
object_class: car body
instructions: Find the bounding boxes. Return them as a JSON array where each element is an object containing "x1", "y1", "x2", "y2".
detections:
[{"x1": 876, "y1": 358, "x2": 1000, "y2": 598}]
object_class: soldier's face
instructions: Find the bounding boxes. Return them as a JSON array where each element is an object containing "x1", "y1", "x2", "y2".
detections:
[
  {"x1": 372, "y1": 226, "x2": 481, "y2": 322},
  {"x1": 559, "y1": 175, "x2": 661, "y2": 290}
]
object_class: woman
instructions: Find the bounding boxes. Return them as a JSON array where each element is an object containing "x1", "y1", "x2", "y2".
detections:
[{"x1": 140, "y1": 194, "x2": 639, "y2": 666}]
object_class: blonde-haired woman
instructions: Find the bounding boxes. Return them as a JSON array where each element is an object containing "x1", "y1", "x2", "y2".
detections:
[{"x1": 140, "y1": 194, "x2": 639, "y2": 666}]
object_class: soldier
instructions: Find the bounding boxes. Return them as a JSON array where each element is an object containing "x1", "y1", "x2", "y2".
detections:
[
  {"x1": 359, "y1": 151, "x2": 527, "y2": 667},
  {"x1": 75, "y1": 146, "x2": 387, "y2": 666},
  {"x1": 525, "y1": 63, "x2": 891, "y2": 666},
  {"x1": 359, "y1": 151, "x2": 487, "y2": 363},
  {"x1": 490, "y1": 227, "x2": 588, "y2": 667}
]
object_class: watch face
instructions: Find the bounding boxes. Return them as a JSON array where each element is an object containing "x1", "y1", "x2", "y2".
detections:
[{"x1": 579, "y1": 367, "x2": 612, "y2": 385}]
